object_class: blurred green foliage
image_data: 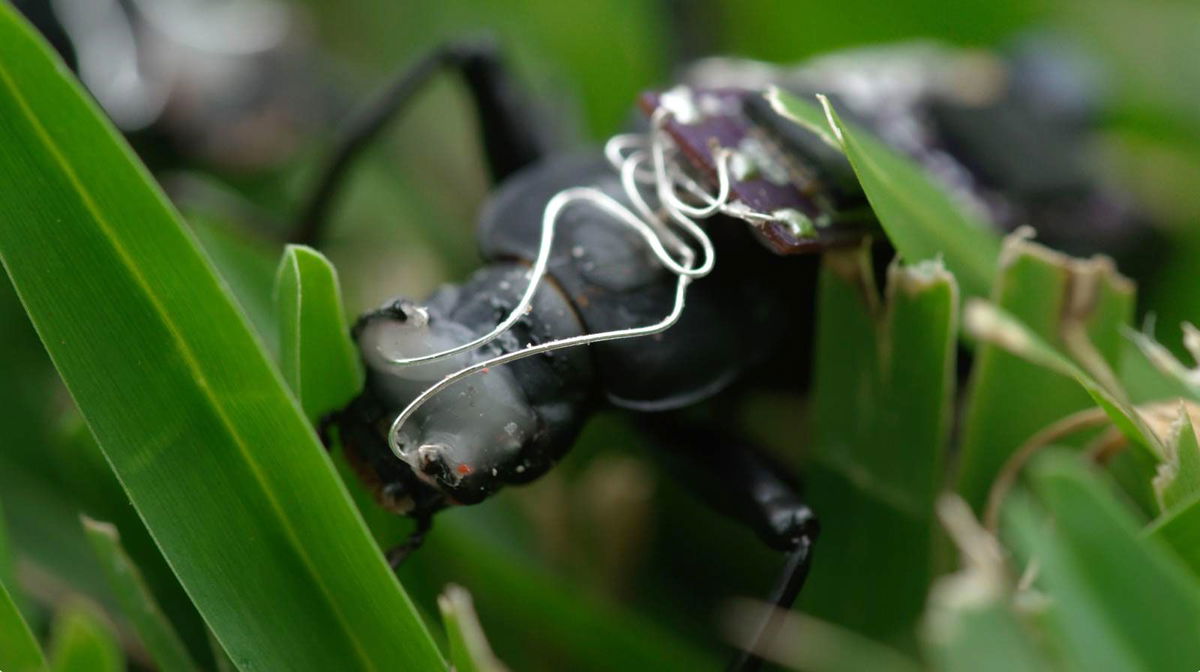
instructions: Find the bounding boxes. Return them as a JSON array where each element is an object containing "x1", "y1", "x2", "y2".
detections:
[{"x1": 2, "y1": 0, "x2": 1200, "y2": 670}]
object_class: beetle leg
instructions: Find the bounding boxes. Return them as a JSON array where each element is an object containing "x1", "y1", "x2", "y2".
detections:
[
  {"x1": 637, "y1": 413, "x2": 819, "y2": 672},
  {"x1": 727, "y1": 541, "x2": 815, "y2": 672},
  {"x1": 316, "y1": 411, "x2": 341, "y2": 452},
  {"x1": 293, "y1": 37, "x2": 556, "y2": 246},
  {"x1": 385, "y1": 512, "x2": 434, "y2": 570}
]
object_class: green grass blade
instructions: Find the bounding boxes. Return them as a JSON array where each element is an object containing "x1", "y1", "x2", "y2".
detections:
[
  {"x1": 923, "y1": 499, "x2": 1052, "y2": 672},
  {"x1": 411, "y1": 520, "x2": 714, "y2": 671},
  {"x1": 964, "y1": 300, "x2": 1158, "y2": 457},
  {"x1": 438, "y1": 584, "x2": 508, "y2": 672},
  {"x1": 767, "y1": 89, "x2": 1001, "y2": 300},
  {"x1": 47, "y1": 603, "x2": 122, "y2": 672},
  {"x1": 1126, "y1": 325, "x2": 1200, "y2": 401},
  {"x1": 208, "y1": 628, "x2": 238, "y2": 672},
  {"x1": 274, "y1": 245, "x2": 364, "y2": 422},
  {"x1": 81, "y1": 517, "x2": 199, "y2": 672},
  {"x1": 0, "y1": 454, "x2": 116, "y2": 618},
  {"x1": 1145, "y1": 490, "x2": 1200, "y2": 579},
  {"x1": 1154, "y1": 407, "x2": 1200, "y2": 512},
  {"x1": 0, "y1": 419, "x2": 214, "y2": 666},
  {"x1": 191, "y1": 215, "x2": 283, "y2": 355},
  {"x1": 956, "y1": 236, "x2": 1137, "y2": 511},
  {"x1": 0, "y1": 7, "x2": 442, "y2": 671},
  {"x1": 1005, "y1": 453, "x2": 1200, "y2": 671},
  {"x1": 1146, "y1": 409, "x2": 1200, "y2": 580},
  {"x1": 0, "y1": 579, "x2": 46, "y2": 672},
  {"x1": 0, "y1": 497, "x2": 12, "y2": 591},
  {"x1": 925, "y1": 594, "x2": 1050, "y2": 672},
  {"x1": 336, "y1": 446, "x2": 714, "y2": 672},
  {"x1": 803, "y1": 246, "x2": 958, "y2": 638},
  {"x1": 1121, "y1": 332, "x2": 1199, "y2": 403}
]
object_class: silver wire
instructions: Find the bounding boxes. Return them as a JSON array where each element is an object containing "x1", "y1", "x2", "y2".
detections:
[
  {"x1": 384, "y1": 108, "x2": 743, "y2": 462},
  {"x1": 377, "y1": 113, "x2": 722, "y2": 369},
  {"x1": 387, "y1": 241, "x2": 692, "y2": 459}
]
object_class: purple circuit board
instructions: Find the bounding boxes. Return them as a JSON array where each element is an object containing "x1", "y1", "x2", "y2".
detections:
[{"x1": 638, "y1": 88, "x2": 877, "y2": 255}]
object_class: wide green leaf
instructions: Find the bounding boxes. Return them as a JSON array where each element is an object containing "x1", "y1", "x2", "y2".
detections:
[
  {"x1": 0, "y1": 578, "x2": 46, "y2": 672},
  {"x1": 803, "y1": 246, "x2": 958, "y2": 638},
  {"x1": 768, "y1": 89, "x2": 1002, "y2": 301},
  {"x1": 208, "y1": 629, "x2": 238, "y2": 672},
  {"x1": 0, "y1": 7, "x2": 441, "y2": 671},
  {"x1": 46, "y1": 603, "x2": 122, "y2": 672},
  {"x1": 191, "y1": 214, "x2": 283, "y2": 355},
  {"x1": 82, "y1": 517, "x2": 199, "y2": 672},
  {"x1": 274, "y1": 245, "x2": 364, "y2": 422},
  {"x1": 824, "y1": 94, "x2": 1000, "y2": 300}
]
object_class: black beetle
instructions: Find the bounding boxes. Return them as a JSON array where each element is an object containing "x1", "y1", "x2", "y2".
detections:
[{"x1": 299, "y1": 38, "x2": 1151, "y2": 671}]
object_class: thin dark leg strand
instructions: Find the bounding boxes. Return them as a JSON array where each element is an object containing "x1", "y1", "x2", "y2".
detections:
[
  {"x1": 386, "y1": 513, "x2": 434, "y2": 570},
  {"x1": 636, "y1": 412, "x2": 820, "y2": 672},
  {"x1": 726, "y1": 538, "x2": 815, "y2": 672},
  {"x1": 293, "y1": 37, "x2": 554, "y2": 247}
]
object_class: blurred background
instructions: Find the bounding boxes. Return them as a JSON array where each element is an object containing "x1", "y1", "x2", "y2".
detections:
[{"x1": 3, "y1": 0, "x2": 1199, "y2": 669}]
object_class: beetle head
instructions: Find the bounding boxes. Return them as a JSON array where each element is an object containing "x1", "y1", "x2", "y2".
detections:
[{"x1": 354, "y1": 299, "x2": 545, "y2": 506}]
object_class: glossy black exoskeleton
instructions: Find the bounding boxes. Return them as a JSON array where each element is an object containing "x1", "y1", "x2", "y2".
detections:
[{"x1": 302, "y1": 39, "x2": 1152, "y2": 672}]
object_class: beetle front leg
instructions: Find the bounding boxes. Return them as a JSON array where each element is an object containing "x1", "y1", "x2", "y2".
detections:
[
  {"x1": 293, "y1": 37, "x2": 556, "y2": 246},
  {"x1": 637, "y1": 412, "x2": 819, "y2": 672},
  {"x1": 316, "y1": 410, "x2": 341, "y2": 451},
  {"x1": 385, "y1": 512, "x2": 433, "y2": 570}
]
